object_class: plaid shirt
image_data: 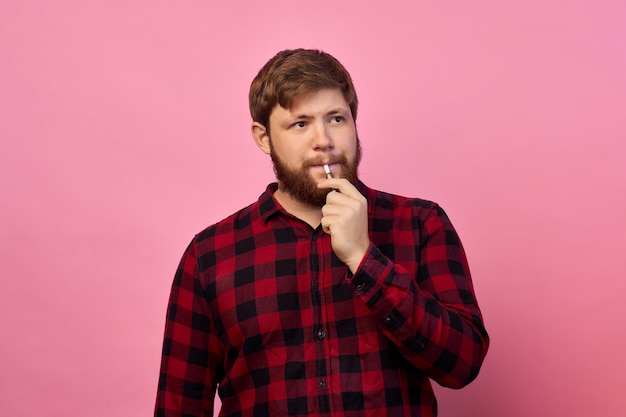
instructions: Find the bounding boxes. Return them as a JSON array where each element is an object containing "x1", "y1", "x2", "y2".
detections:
[{"x1": 155, "y1": 182, "x2": 489, "y2": 417}]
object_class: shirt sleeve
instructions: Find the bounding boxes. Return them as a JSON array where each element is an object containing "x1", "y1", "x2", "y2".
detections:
[
  {"x1": 155, "y1": 239, "x2": 223, "y2": 417},
  {"x1": 348, "y1": 203, "x2": 490, "y2": 389}
]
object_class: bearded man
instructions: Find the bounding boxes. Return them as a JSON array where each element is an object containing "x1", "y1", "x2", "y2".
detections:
[{"x1": 155, "y1": 48, "x2": 489, "y2": 417}]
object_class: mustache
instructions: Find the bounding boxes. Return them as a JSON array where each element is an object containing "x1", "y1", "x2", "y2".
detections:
[{"x1": 302, "y1": 155, "x2": 348, "y2": 168}]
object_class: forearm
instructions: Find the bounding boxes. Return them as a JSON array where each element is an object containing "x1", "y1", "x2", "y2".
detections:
[{"x1": 349, "y1": 242, "x2": 489, "y2": 388}]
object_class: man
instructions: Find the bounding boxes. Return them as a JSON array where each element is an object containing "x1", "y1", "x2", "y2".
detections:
[{"x1": 155, "y1": 49, "x2": 489, "y2": 417}]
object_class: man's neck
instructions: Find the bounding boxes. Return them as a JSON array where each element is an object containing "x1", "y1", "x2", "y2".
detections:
[{"x1": 272, "y1": 188, "x2": 322, "y2": 229}]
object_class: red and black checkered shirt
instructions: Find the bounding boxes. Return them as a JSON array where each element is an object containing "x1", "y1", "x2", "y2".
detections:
[{"x1": 155, "y1": 182, "x2": 489, "y2": 417}]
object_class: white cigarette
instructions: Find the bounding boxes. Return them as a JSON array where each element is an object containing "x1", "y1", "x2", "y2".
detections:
[{"x1": 323, "y1": 164, "x2": 333, "y2": 179}]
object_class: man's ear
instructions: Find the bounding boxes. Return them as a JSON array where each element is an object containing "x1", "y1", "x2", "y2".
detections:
[{"x1": 251, "y1": 122, "x2": 271, "y2": 155}]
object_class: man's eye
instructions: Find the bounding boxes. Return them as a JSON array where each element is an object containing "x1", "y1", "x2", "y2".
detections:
[
  {"x1": 331, "y1": 116, "x2": 344, "y2": 124},
  {"x1": 293, "y1": 121, "x2": 306, "y2": 128}
]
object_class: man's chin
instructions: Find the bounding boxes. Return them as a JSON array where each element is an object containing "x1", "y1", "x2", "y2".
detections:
[
  {"x1": 272, "y1": 153, "x2": 356, "y2": 207},
  {"x1": 277, "y1": 181, "x2": 329, "y2": 208},
  {"x1": 296, "y1": 189, "x2": 330, "y2": 208}
]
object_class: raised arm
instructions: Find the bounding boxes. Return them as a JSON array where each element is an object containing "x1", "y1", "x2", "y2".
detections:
[{"x1": 348, "y1": 203, "x2": 489, "y2": 388}]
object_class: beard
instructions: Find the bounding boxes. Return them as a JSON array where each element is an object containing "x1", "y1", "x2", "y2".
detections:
[{"x1": 270, "y1": 136, "x2": 362, "y2": 208}]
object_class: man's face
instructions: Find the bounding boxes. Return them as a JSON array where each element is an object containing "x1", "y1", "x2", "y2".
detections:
[{"x1": 267, "y1": 88, "x2": 361, "y2": 207}]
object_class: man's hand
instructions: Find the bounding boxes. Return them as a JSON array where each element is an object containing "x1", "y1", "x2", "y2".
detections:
[{"x1": 318, "y1": 178, "x2": 370, "y2": 273}]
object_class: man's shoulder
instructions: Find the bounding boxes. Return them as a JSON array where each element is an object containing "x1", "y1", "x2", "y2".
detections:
[
  {"x1": 364, "y1": 183, "x2": 438, "y2": 213},
  {"x1": 194, "y1": 200, "x2": 261, "y2": 243},
  {"x1": 366, "y1": 185, "x2": 453, "y2": 235},
  {"x1": 193, "y1": 185, "x2": 276, "y2": 244}
]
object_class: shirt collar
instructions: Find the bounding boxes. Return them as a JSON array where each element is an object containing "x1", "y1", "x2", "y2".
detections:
[
  {"x1": 258, "y1": 181, "x2": 373, "y2": 225},
  {"x1": 258, "y1": 183, "x2": 282, "y2": 224}
]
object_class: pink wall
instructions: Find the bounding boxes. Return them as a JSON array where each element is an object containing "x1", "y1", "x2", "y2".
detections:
[{"x1": 1, "y1": 1, "x2": 625, "y2": 416}]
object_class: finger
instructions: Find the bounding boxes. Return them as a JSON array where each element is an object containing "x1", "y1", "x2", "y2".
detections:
[
  {"x1": 325, "y1": 188, "x2": 366, "y2": 212},
  {"x1": 320, "y1": 217, "x2": 333, "y2": 234},
  {"x1": 323, "y1": 192, "x2": 357, "y2": 213},
  {"x1": 317, "y1": 178, "x2": 361, "y2": 198},
  {"x1": 321, "y1": 201, "x2": 344, "y2": 217}
]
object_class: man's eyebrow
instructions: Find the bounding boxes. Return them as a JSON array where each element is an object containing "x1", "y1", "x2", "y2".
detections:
[
  {"x1": 289, "y1": 107, "x2": 349, "y2": 119},
  {"x1": 326, "y1": 108, "x2": 348, "y2": 115}
]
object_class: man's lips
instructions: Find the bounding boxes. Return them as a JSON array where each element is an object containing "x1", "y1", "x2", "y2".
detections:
[
  {"x1": 309, "y1": 163, "x2": 337, "y2": 172},
  {"x1": 307, "y1": 161, "x2": 337, "y2": 168}
]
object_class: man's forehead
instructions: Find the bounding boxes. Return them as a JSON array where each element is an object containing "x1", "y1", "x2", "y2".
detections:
[{"x1": 278, "y1": 88, "x2": 349, "y2": 115}]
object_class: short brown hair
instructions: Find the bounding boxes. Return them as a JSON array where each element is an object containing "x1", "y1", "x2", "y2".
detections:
[{"x1": 249, "y1": 49, "x2": 358, "y2": 130}]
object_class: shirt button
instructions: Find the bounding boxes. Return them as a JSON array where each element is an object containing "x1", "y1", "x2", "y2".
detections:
[
  {"x1": 319, "y1": 379, "x2": 326, "y2": 388},
  {"x1": 383, "y1": 316, "x2": 393, "y2": 325},
  {"x1": 317, "y1": 329, "x2": 326, "y2": 340},
  {"x1": 356, "y1": 284, "x2": 364, "y2": 291}
]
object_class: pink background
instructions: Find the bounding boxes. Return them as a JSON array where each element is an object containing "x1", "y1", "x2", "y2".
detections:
[{"x1": 1, "y1": 1, "x2": 625, "y2": 416}]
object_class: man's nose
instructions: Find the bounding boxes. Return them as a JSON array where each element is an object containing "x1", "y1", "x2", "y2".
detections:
[{"x1": 312, "y1": 123, "x2": 333, "y2": 150}]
